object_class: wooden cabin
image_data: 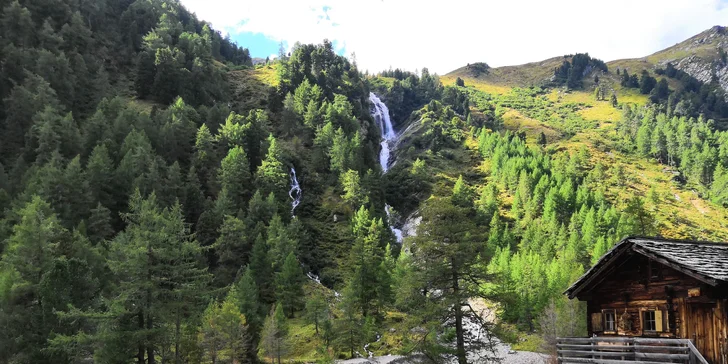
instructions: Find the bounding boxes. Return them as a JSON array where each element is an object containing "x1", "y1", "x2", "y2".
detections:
[{"x1": 565, "y1": 237, "x2": 728, "y2": 364}]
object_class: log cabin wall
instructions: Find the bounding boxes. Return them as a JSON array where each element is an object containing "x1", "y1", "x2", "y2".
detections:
[{"x1": 581, "y1": 253, "x2": 727, "y2": 363}]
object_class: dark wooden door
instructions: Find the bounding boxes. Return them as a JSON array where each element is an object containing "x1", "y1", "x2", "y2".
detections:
[{"x1": 687, "y1": 303, "x2": 718, "y2": 363}]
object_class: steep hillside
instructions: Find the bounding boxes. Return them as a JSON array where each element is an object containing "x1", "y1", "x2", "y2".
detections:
[
  {"x1": 445, "y1": 56, "x2": 565, "y2": 88},
  {"x1": 446, "y1": 25, "x2": 728, "y2": 94},
  {"x1": 614, "y1": 25, "x2": 728, "y2": 91}
]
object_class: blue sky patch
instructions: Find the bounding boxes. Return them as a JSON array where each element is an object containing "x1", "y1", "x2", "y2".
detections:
[{"x1": 231, "y1": 32, "x2": 283, "y2": 59}]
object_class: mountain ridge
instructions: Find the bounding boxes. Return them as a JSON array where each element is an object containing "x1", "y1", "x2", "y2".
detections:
[{"x1": 446, "y1": 25, "x2": 728, "y2": 93}]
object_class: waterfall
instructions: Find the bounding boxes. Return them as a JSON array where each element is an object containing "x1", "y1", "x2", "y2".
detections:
[
  {"x1": 289, "y1": 167, "x2": 302, "y2": 216},
  {"x1": 369, "y1": 93, "x2": 397, "y2": 172},
  {"x1": 385, "y1": 205, "x2": 404, "y2": 242},
  {"x1": 369, "y1": 93, "x2": 404, "y2": 243}
]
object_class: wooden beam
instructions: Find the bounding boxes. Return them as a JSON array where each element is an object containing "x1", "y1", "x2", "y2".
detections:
[
  {"x1": 632, "y1": 246, "x2": 719, "y2": 286},
  {"x1": 567, "y1": 246, "x2": 631, "y2": 299}
]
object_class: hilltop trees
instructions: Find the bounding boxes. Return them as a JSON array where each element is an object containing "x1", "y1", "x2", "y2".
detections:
[{"x1": 552, "y1": 53, "x2": 607, "y2": 89}]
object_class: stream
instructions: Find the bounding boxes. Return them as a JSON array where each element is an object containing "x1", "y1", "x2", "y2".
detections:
[{"x1": 369, "y1": 92, "x2": 404, "y2": 243}]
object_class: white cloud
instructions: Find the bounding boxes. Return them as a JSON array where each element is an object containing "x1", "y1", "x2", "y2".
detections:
[{"x1": 179, "y1": 0, "x2": 728, "y2": 74}]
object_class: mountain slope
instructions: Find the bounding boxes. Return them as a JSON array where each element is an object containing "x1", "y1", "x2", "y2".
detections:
[{"x1": 445, "y1": 25, "x2": 728, "y2": 94}]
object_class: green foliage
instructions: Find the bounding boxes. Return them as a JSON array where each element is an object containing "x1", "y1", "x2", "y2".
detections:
[
  {"x1": 276, "y1": 253, "x2": 304, "y2": 317},
  {"x1": 219, "y1": 146, "x2": 252, "y2": 212},
  {"x1": 259, "y1": 303, "x2": 289, "y2": 364},
  {"x1": 214, "y1": 215, "x2": 250, "y2": 287},
  {"x1": 305, "y1": 295, "x2": 329, "y2": 335},
  {"x1": 198, "y1": 292, "x2": 252, "y2": 364},
  {"x1": 552, "y1": 53, "x2": 607, "y2": 89}
]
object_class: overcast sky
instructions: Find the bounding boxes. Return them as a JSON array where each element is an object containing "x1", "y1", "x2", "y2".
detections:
[{"x1": 179, "y1": 0, "x2": 728, "y2": 74}]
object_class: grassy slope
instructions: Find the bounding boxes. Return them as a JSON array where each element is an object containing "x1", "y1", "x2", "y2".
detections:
[
  {"x1": 438, "y1": 26, "x2": 728, "y2": 241},
  {"x1": 442, "y1": 74, "x2": 728, "y2": 241},
  {"x1": 228, "y1": 63, "x2": 280, "y2": 112}
]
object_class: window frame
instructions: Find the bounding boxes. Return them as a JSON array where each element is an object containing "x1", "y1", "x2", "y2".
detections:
[
  {"x1": 602, "y1": 309, "x2": 617, "y2": 334},
  {"x1": 642, "y1": 310, "x2": 657, "y2": 332}
]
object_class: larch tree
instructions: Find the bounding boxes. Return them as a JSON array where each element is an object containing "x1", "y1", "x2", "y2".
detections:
[
  {"x1": 103, "y1": 191, "x2": 210, "y2": 364},
  {"x1": 259, "y1": 303, "x2": 289, "y2": 364},
  {"x1": 275, "y1": 252, "x2": 304, "y2": 317},
  {"x1": 256, "y1": 134, "x2": 289, "y2": 205},
  {"x1": 408, "y1": 196, "x2": 496, "y2": 364},
  {"x1": 218, "y1": 146, "x2": 252, "y2": 212}
]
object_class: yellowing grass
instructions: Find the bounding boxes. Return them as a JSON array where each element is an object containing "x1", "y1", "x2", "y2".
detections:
[
  {"x1": 441, "y1": 75, "x2": 511, "y2": 95},
  {"x1": 502, "y1": 108, "x2": 560, "y2": 142},
  {"x1": 251, "y1": 64, "x2": 280, "y2": 87}
]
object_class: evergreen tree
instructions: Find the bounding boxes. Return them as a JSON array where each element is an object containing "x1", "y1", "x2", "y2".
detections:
[
  {"x1": 198, "y1": 291, "x2": 252, "y2": 364},
  {"x1": 259, "y1": 303, "x2": 289, "y2": 364},
  {"x1": 233, "y1": 266, "x2": 263, "y2": 336},
  {"x1": 214, "y1": 215, "x2": 250, "y2": 287},
  {"x1": 250, "y1": 234, "x2": 275, "y2": 304},
  {"x1": 335, "y1": 285, "x2": 364, "y2": 358},
  {"x1": 340, "y1": 169, "x2": 367, "y2": 208},
  {"x1": 219, "y1": 146, "x2": 252, "y2": 211},
  {"x1": 276, "y1": 252, "x2": 304, "y2": 317},
  {"x1": 305, "y1": 295, "x2": 329, "y2": 335},
  {"x1": 408, "y1": 197, "x2": 488, "y2": 364},
  {"x1": 256, "y1": 135, "x2": 289, "y2": 204},
  {"x1": 102, "y1": 192, "x2": 210, "y2": 363}
]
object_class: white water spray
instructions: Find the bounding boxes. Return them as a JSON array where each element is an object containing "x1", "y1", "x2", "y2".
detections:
[
  {"x1": 289, "y1": 167, "x2": 302, "y2": 216},
  {"x1": 369, "y1": 93, "x2": 397, "y2": 172},
  {"x1": 369, "y1": 93, "x2": 404, "y2": 243}
]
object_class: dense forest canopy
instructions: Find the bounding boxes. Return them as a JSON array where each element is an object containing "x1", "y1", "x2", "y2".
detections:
[{"x1": 1, "y1": 0, "x2": 728, "y2": 363}]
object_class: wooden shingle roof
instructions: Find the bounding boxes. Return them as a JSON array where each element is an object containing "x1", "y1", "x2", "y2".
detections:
[{"x1": 565, "y1": 236, "x2": 728, "y2": 299}]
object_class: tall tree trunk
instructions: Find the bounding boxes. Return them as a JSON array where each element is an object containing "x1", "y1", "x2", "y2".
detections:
[
  {"x1": 276, "y1": 339, "x2": 281, "y2": 364},
  {"x1": 147, "y1": 244, "x2": 156, "y2": 364},
  {"x1": 350, "y1": 326, "x2": 355, "y2": 359},
  {"x1": 138, "y1": 312, "x2": 145, "y2": 364},
  {"x1": 174, "y1": 307, "x2": 181, "y2": 364},
  {"x1": 453, "y1": 269, "x2": 467, "y2": 364}
]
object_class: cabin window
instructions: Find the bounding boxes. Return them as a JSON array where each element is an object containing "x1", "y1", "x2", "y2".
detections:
[
  {"x1": 648, "y1": 260, "x2": 662, "y2": 282},
  {"x1": 603, "y1": 310, "x2": 616, "y2": 333},
  {"x1": 643, "y1": 310, "x2": 656, "y2": 331}
]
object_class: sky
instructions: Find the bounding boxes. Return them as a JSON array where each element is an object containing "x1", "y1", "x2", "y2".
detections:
[{"x1": 179, "y1": 0, "x2": 728, "y2": 74}]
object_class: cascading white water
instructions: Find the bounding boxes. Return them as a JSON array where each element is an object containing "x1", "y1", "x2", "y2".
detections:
[
  {"x1": 289, "y1": 167, "x2": 302, "y2": 216},
  {"x1": 369, "y1": 93, "x2": 397, "y2": 172},
  {"x1": 369, "y1": 93, "x2": 404, "y2": 243}
]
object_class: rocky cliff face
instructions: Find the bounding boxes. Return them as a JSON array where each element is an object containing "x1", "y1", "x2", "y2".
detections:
[{"x1": 659, "y1": 26, "x2": 728, "y2": 93}]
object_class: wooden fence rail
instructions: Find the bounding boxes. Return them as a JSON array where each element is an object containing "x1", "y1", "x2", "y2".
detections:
[{"x1": 557, "y1": 337, "x2": 710, "y2": 364}]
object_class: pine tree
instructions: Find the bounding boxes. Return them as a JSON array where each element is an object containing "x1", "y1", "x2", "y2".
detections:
[
  {"x1": 408, "y1": 197, "x2": 488, "y2": 364},
  {"x1": 104, "y1": 192, "x2": 210, "y2": 363},
  {"x1": 199, "y1": 291, "x2": 251, "y2": 364},
  {"x1": 219, "y1": 146, "x2": 252, "y2": 211},
  {"x1": 305, "y1": 295, "x2": 329, "y2": 335},
  {"x1": 636, "y1": 123, "x2": 652, "y2": 157},
  {"x1": 340, "y1": 169, "x2": 367, "y2": 208},
  {"x1": 87, "y1": 203, "x2": 114, "y2": 244},
  {"x1": 451, "y1": 175, "x2": 473, "y2": 208},
  {"x1": 250, "y1": 234, "x2": 275, "y2": 304},
  {"x1": 276, "y1": 252, "x2": 305, "y2": 317},
  {"x1": 86, "y1": 144, "x2": 114, "y2": 209},
  {"x1": 335, "y1": 285, "x2": 364, "y2": 358},
  {"x1": 233, "y1": 266, "x2": 263, "y2": 335},
  {"x1": 214, "y1": 215, "x2": 250, "y2": 287},
  {"x1": 345, "y1": 207, "x2": 390, "y2": 317},
  {"x1": 259, "y1": 303, "x2": 289, "y2": 364},
  {"x1": 256, "y1": 135, "x2": 289, "y2": 203}
]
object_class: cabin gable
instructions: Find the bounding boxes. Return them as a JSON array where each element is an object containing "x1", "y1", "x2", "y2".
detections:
[
  {"x1": 582, "y1": 253, "x2": 709, "y2": 338},
  {"x1": 564, "y1": 237, "x2": 728, "y2": 364}
]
